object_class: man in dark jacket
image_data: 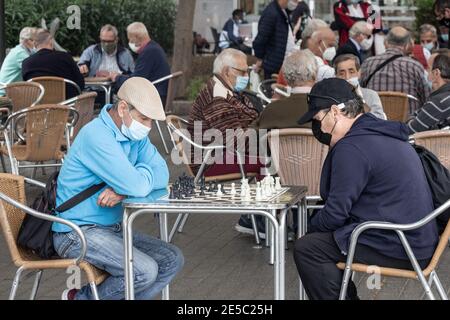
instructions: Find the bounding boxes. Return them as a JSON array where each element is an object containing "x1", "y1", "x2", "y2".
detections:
[
  {"x1": 253, "y1": 0, "x2": 296, "y2": 79},
  {"x1": 335, "y1": 21, "x2": 373, "y2": 64},
  {"x1": 111, "y1": 22, "x2": 170, "y2": 106},
  {"x1": 333, "y1": 0, "x2": 370, "y2": 47},
  {"x1": 22, "y1": 29, "x2": 85, "y2": 99},
  {"x1": 221, "y1": 9, "x2": 252, "y2": 54},
  {"x1": 294, "y1": 78, "x2": 438, "y2": 300},
  {"x1": 408, "y1": 52, "x2": 450, "y2": 133}
]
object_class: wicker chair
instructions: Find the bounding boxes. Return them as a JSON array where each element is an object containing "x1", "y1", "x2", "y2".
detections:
[
  {"x1": 378, "y1": 91, "x2": 409, "y2": 122},
  {"x1": 0, "y1": 173, "x2": 108, "y2": 300},
  {"x1": 28, "y1": 76, "x2": 81, "y2": 104},
  {"x1": 0, "y1": 105, "x2": 78, "y2": 175},
  {"x1": 166, "y1": 115, "x2": 259, "y2": 243},
  {"x1": 337, "y1": 199, "x2": 450, "y2": 300},
  {"x1": 3, "y1": 82, "x2": 45, "y2": 113},
  {"x1": 412, "y1": 129, "x2": 450, "y2": 170},
  {"x1": 60, "y1": 92, "x2": 97, "y2": 143}
]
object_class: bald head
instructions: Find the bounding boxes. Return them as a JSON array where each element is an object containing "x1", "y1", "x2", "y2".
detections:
[
  {"x1": 309, "y1": 27, "x2": 336, "y2": 58},
  {"x1": 385, "y1": 26, "x2": 412, "y2": 53}
]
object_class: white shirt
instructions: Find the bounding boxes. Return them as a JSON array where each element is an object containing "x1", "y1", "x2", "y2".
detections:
[
  {"x1": 283, "y1": 9, "x2": 297, "y2": 58},
  {"x1": 291, "y1": 86, "x2": 312, "y2": 94},
  {"x1": 98, "y1": 50, "x2": 121, "y2": 74},
  {"x1": 315, "y1": 56, "x2": 335, "y2": 81},
  {"x1": 348, "y1": 4, "x2": 365, "y2": 18}
]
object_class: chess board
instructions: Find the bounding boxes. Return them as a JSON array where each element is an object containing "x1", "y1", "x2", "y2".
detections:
[{"x1": 162, "y1": 185, "x2": 290, "y2": 203}]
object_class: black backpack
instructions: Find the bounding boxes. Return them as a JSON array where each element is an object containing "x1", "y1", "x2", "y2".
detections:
[
  {"x1": 413, "y1": 144, "x2": 450, "y2": 234},
  {"x1": 17, "y1": 172, "x2": 105, "y2": 259}
]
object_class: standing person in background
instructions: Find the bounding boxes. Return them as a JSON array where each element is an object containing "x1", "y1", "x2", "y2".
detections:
[
  {"x1": 253, "y1": 0, "x2": 296, "y2": 79},
  {"x1": 333, "y1": 0, "x2": 370, "y2": 47},
  {"x1": 434, "y1": 0, "x2": 450, "y2": 48}
]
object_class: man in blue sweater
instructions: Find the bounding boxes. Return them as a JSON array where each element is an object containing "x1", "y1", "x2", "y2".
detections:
[
  {"x1": 53, "y1": 77, "x2": 183, "y2": 300},
  {"x1": 294, "y1": 78, "x2": 438, "y2": 300},
  {"x1": 111, "y1": 22, "x2": 170, "y2": 106}
]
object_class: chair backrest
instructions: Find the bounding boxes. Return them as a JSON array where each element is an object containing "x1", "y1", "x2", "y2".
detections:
[
  {"x1": 378, "y1": 91, "x2": 409, "y2": 122},
  {"x1": 412, "y1": 129, "x2": 450, "y2": 170},
  {"x1": 210, "y1": 27, "x2": 221, "y2": 54},
  {"x1": 4, "y1": 82, "x2": 44, "y2": 113},
  {"x1": 15, "y1": 105, "x2": 71, "y2": 161},
  {"x1": 267, "y1": 128, "x2": 328, "y2": 196},
  {"x1": 422, "y1": 212, "x2": 450, "y2": 275},
  {"x1": 166, "y1": 115, "x2": 196, "y2": 177},
  {"x1": 70, "y1": 92, "x2": 97, "y2": 139},
  {"x1": 29, "y1": 76, "x2": 66, "y2": 104},
  {"x1": 0, "y1": 173, "x2": 27, "y2": 264}
]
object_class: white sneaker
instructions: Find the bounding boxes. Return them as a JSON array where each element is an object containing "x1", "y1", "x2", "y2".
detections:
[{"x1": 234, "y1": 224, "x2": 266, "y2": 240}]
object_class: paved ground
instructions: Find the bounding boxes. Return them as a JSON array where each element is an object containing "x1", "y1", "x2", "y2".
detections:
[{"x1": 0, "y1": 128, "x2": 449, "y2": 300}]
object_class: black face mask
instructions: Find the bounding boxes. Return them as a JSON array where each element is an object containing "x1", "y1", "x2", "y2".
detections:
[
  {"x1": 312, "y1": 119, "x2": 332, "y2": 146},
  {"x1": 439, "y1": 18, "x2": 450, "y2": 28}
]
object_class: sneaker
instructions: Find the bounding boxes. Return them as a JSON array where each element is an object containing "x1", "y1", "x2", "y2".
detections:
[
  {"x1": 234, "y1": 215, "x2": 266, "y2": 240},
  {"x1": 61, "y1": 288, "x2": 78, "y2": 300}
]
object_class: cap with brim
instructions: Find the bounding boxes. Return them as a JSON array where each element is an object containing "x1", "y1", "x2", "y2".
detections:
[
  {"x1": 117, "y1": 77, "x2": 165, "y2": 121},
  {"x1": 297, "y1": 78, "x2": 357, "y2": 125}
]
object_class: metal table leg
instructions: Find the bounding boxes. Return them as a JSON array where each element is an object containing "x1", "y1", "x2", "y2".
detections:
[
  {"x1": 278, "y1": 208, "x2": 288, "y2": 300},
  {"x1": 123, "y1": 208, "x2": 134, "y2": 300},
  {"x1": 298, "y1": 198, "x2": 308, "y2": 300},
  {"x1": 159, "y1": 212, "x2": 170, "y2": 300}
]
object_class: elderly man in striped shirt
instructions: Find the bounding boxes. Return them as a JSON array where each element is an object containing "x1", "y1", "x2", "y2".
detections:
[
  {"x1": 360, "y1": 26, "x2": 430, "y2": 114},
  {"x1": 408, "y1": 52, "x2": 450, "y2": 134}
]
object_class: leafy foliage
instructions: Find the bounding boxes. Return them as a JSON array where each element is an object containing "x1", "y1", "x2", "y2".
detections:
[
  {"x1": 5, "y1": 0, "x2": 176, "y2": 56},
  {"x1": 415, "y1": 0, "x2": 440, "y2": 32}
]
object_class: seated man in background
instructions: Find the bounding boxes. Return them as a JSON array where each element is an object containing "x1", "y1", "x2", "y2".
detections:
[
  {"x1": 334, "y1": 53, "x2": 386, "y2": 119},
  {"x1": 53, "y1": 77, "x2": 183, "y2": 300},
  {"x1": 255, "y1": 49, "x2": 317, "y2": 129},
  {"x1": 408, "y1": 51, "x2": 450, "y2": 133},
  {"x1": 111, "y1": 22, "x2": 170, "y2": 106},
  {"x1": 0, "y1": 27, "x2": 37, "y2": 95},
  {"x1": 22, "y1": 29, "x2": 85, "y2": 99},
  {"x1": 220, "y1": 9, "x2": 252, "y2": 54},
  {"x1": 294, "y1": 78, "x2": 438, "y2": 300},
  {"x1": 307, "y1": 26, "x2": 336, "y2": 81},
  {"x1": 187, "y1": 48, "x2": 265, "y2": 238},
  {"x1": 335, "y1": 21, "x2": 374, "y2": 64}
]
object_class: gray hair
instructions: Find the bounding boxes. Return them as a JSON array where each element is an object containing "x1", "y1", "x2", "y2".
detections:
[
  {"x1": 349, "y1": 21, "x2": 370, "y2": 38},
  {"x1": 127, "y1": 22, "x2": 149, "y2": 38},
  {"x1": 419, "y1": 24, "x2": 438, "y2": 38},
  {"x1": 322, "y1": 95, "x2": 365, "y2": 119},
  {"x1": 333, "y1": 54, "x2": 361, "y2": 71},
  {"x1": 301, "y1": 19, "x2": 328, "y2": 49},
  {"x1": 386, "y1": 26, "x2": 412, "y2": 48},
  {"x1": 19, "y1": 27, "x2": 36, "y2": 43},
  {"x1": 213, "y1": 48, "x2": 247, "y2": 74},
  {"x1": 35, "y1": 29, "x2": 52, "y2": 47},
  {"x1": 100, "y1": 24, "x2": 119, "y2": 38},
  {"x1": 282, "y1": 50, "x2": 318, "y2": 86}
]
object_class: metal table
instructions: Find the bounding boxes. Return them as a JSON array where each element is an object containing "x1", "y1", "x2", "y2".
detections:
[
  {"x1": 85, "y1": 77, "x2": 113, "y2": 105},
  {"x1": 122, "y1": 185, "x2": 307, "y2": 300}
]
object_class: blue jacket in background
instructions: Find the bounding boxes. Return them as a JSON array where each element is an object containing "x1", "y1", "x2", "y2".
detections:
[
  {"x1": 253, "y1": 0, "x2": 291, "y2": 75},
  {"x1": 78, "y1": 44, "x2": 135, "y2": 78},
  {"x1": 115, "y1": 40, "x2": 170, "y2": 103},
  {"x1": 310, "y1": 113, "x2": 438, "y2": 260},
  {"x1": 53, "y1": 105, "x2": 169, "y2": 233}
]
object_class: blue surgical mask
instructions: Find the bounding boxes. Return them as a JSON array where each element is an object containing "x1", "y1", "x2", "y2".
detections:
[
  {"x1": 121, "y1": 110, "x2": 151, "y2": 141},
  {"x1": 423, "y1": 43, "x2": 435, "y2": 52},
  {"x1": 234, "y1": 75, "x2": 249, "y2": 92},
  {"x1": 441, "y1": 34, "x2": 449, "y2": 42}
]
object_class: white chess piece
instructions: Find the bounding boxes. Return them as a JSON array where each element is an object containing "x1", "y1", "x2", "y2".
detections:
[
  {"x1": 275, "y1": 177, "x2": 282, "y2": 191},
  {"x1": 256, "y1": 185, "x2": 262, "y2": 201},
  {"x1": 216, "y1": 184, "x2": 223, "y2": 196},
  {"x1": 230, "y1": 183, "x2": 236, "y2": 196},
  {"x1": 244, "y1": 187, "x2": 251, "y2": 201}
]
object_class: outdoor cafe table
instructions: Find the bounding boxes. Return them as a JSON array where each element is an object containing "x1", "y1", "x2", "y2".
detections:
[
  {"x1": 122, "y1": 185, "x2": 308, "y2": 300},
  {"x1": 84, "y1": 77, "x2": 113, "y2": 104}
]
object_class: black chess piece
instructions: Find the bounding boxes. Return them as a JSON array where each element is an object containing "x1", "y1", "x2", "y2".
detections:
[
  {"x1": 221, "y1": 184, "x2": 226, "y2": 195},
  {"x1": 200, "y1": 187, "x2": 206, "y2": 196},
  {"x1": 169, "y1": 186, "x2": 175, "y2": 199},
  {"x1": 207, "y1": 182, "x2": 214, "y2": 192}
]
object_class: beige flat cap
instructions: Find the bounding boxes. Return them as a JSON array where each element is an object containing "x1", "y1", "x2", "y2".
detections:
[{"x1": 117, "y1": 77, "x2": 165, "y2": 121}]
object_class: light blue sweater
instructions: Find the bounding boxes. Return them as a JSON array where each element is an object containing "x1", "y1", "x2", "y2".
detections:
[
  {"x1": 0, "y1": 44, "x2": 31, "y2": 95},
  {"x1": 52, "y1": 105, "x2": 169, "y2": 232}
]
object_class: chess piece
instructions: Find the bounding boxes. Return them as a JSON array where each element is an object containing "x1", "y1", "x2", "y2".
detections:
[
  {"x1": 200, "y1": 187, "x2": 206, "y2": 196},
  {"x1": 169, "y1": 186, "x2": 175, "y2": 199},
  {"x1": 275, "y1": 177, "x2": 282, "y2": 190},
  {"x1": 244, "y1": 187, "x2": 251, "y2": 201},
  {"x1": 216, "y1": 184, "x2": 223, "y2": 196},
  {"x1": 256, "y1": 184, "x2": 262, "y2": 201},
  {"x1": 230, "y1": 183, "x2": 236, "y2": 196}
]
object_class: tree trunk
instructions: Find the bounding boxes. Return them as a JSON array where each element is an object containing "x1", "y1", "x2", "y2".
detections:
[{"x1": 171, "y1": 0, "x2": 196, "y2": 104}]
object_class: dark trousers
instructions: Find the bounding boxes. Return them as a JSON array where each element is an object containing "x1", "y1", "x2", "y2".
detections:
[{"x1": 293, "y1": 232, "x2": 430, "y2": 300}]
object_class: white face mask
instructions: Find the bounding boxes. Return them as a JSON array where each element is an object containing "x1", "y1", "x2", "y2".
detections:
[
  {"x1": 287, "y1": 0, "x2": 298, "y2": 11},
  {"x1": 121, "y1": 110, "x2": 151, "y2": 141},
  {"x1": 360, "y1": 36, "x2": 373, "y2": 51},
  {"x1": 129, "y1": 42, "x2": 140, "y2": 53},
  {"x1": 347, "y1": 77, "x2": 360, "y2": 87},
  {"x1": 321, "y1": 42, "x2": 336, "y2": 62}
]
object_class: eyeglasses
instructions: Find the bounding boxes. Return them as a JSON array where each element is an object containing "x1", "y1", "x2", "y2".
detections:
[{"x1": 231, "y1": 66, "x2": 249, "y2": 75}]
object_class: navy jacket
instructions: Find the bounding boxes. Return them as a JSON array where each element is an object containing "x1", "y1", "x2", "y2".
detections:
[
  {"x1": 22, "y1": 49, "x2": 85, "y2": 99},
  {"x1": 335, "y1": 39, "x2": 362, "y2": 64},
  {"x1": 311, "y1": 114, "x2": 438, "y2": 260},
  {"x1": 253, "y1": 0, "x2": 291, "y2": 75},
  {"x1": 223, "y1": 19, "x2": 242, "y2": 45},
  {"x1": 115, "y1": 40, "x2": 170, "y2": 103}
]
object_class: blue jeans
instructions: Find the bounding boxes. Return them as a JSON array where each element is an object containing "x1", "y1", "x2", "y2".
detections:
[{"x1": 53, "y1": 223, "x2": 184, "y2": 300}]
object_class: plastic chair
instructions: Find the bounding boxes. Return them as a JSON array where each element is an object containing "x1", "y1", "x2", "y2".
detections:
[{"x1": 0, "y1": 173, "x2": 108, "y2": 300}]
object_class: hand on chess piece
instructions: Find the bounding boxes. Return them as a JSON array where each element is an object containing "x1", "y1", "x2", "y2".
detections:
[{"x1": 97, "y1": 188, "x2": 125, "y2": 207}]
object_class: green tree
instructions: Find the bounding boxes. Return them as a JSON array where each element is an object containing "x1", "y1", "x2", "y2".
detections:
[{"x1": 415, "y1": 0, "x2": 439, "y2": 32}]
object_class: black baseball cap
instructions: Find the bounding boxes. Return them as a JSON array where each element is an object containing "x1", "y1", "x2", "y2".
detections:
[{"x1": 297, "y1": 78, "x2": 357, "y2": 125}]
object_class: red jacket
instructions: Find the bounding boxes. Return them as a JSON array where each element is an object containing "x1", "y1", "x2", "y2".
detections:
[{"x1": 333, "y1": 1, "x2": 370, "y2": 47}]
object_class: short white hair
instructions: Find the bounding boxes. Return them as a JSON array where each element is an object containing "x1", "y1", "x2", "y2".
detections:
[
  {"x1": 100, "y1": 24, "x2": 118, "y2": 38},
  {"x1": 282, "y1": 50, "x2": 318, "y2": 86},
  {"x1": 419, "y1": 24, "x2": 438, "y2": 38},
  {"x1": 19, "y1": 27, "x2": 36, "y2": 43},
  {"x1": 213, "y1": 48, "x2": 247, "y2": 74},
  {"x1": 127, "y1": 22, "x2": 149, "y2": 38},
  {"x1": 349, "y1": 21, "x2": 371, "y2": 38},
  {"x1": 302, "y1": 19, "x2": 328, "y2": 41}
]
